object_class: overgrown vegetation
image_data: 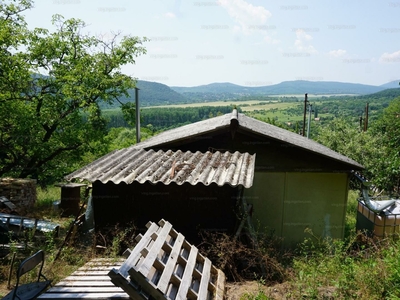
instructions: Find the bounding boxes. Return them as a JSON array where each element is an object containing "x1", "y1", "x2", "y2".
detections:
[
  {"x1": 212, "y1": 190, "x2": 400, "y2": 299},
  {"x1": 1, "y1": 187, "x2": 400, "y2": 299}
]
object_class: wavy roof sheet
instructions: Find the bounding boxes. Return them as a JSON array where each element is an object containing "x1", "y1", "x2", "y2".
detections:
[{"x1": 65, "y1": 148, "x2": 255, "y2": 188}]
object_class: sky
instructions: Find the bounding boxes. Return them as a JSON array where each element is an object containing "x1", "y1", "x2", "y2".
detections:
[{"x1": 23, "y1": 0, "x2": 400, "y2": 87}]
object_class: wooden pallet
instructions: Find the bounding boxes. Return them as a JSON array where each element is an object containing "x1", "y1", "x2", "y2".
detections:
[
  {"x1": 37, "y1": 258, "x2": 130, "y2": 299},
  {"x1": 109, "y1": 220, "x2": 225, "y2": 300}
]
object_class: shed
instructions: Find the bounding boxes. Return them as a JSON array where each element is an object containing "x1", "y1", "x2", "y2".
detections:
[
  {"x1": 67, "y1": 109, "x2": 363, "y2": 246},
  {"x1": 66, "y1": 148, "x2": 256, "y2": 243}
]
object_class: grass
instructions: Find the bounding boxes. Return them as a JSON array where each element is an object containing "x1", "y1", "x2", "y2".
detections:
[
  {"x1": 1, "y1": 187, "x2": 400, "y2": 299},
  {"x1": 0, "y1": 186, "x2": 92, "y2": 297},
  {"x1": 241, "y1": 190, "x2": 400, "y2": 299}
]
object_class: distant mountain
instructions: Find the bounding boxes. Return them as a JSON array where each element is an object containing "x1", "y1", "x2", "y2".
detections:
[
  {"x1": 134, "y1": 80, "x2": 189, "y2": 106},
  {"x1": 172, "y1": 82, "x2": 249, "y2": 94},
  {"x1": 101, "y1": 80, "x2": 400, "y2": 108},
  {"x1": 379, "y1": 80, "x2": 400, "y2": 89},
  {"x1": 171, "y1": 80, "x2": 391, "y2": 101},
  {"x1": 255, "y1": 80, "x2": 385, "y2": 95},
  {"x1": 102, "y1": 80, "x2": 189, "y2": 108}
]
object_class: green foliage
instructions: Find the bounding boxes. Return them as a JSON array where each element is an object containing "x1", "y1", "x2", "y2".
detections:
[
  {"x1": 37, "y1": 186, "x2": 61, "y2": 208},
  {"x1": 371, "y1": 96, "x2": 400, "y2": 194},
  {"x1": 312, "y1": 93, "x2": 400, "y2": 194},
  {"x1": 291, "y1": 231, "x2": 400, "y2": 299},
  {"x1": 344, "y1": 190, "x2": 359, "y2": 237},
  {"x1": 0, "y1": 1, "x2": 147, "y2": 184},
  {"x1": 315, "y1": 117, "x2": 391, "y2": 191},
  {"x1": 104, "y1": 105, "x2": 239, "y2": 131},
  {"x1": 121, "y1": 102, "x2": 137, "y2": 127}
]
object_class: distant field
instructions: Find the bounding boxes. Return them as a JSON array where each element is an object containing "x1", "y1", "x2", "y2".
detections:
[
  {"x1": 141, "y1": 100, "x2": 300, "y2": 112},
  {"x1": 240, "y1": 102, "x2": 298, "y2": 112},
  {"x1": 146, "y1": 100, "x2": 274, "y2": 108}
]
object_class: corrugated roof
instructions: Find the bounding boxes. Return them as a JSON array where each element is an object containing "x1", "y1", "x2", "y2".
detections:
[
  {"x1": 131, "y1": 109, "x2": 363, "y2": 169},
  {"x1": 65, "y1": 148, "x2": 255, "y2": 188}
]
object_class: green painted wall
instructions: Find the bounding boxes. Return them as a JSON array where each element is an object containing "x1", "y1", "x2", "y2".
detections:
[
  {"x1": 243, "y1": 172, "x2": 286, "y2": 236},
  {"x1": 244, "y1": 172, "x2": 349, "y2": 246}
]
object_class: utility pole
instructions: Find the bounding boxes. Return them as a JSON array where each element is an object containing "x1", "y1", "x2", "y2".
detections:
[
  {"x1": 135, "y1": 87, "x2": 140, "y2": 143},
  {"x1": 302, "y1": 93, "x2": 308, "y2": 136},
  {"x1": 363, "y1": 102, "x2": 369, "y2": 132},
  {"x1": 307, "y1": 104, "x2": 313, "y2": 138}
]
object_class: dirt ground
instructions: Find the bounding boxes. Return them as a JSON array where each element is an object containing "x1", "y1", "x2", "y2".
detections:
[
  {"x1": 225, "y1": 281, "x2": 338, "y2": 299},
  {"x1": 226, "y1": 281, "x2": 292, "y2": 299}
]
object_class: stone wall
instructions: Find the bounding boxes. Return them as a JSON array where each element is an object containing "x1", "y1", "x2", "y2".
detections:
[{"x1": 0, "y1": 178, "x2": 37, "y2": 208}]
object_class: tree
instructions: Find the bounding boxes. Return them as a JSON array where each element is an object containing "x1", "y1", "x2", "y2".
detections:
[
  {"x1": 0, "y1": 0, "x2": 147, "y2": 183},
  {"x1": 370, "y1": 96, "x2": 400, "y2": 194},
  {"x1": 316, "y1": 118, "x2": 389, "y2": 190}
]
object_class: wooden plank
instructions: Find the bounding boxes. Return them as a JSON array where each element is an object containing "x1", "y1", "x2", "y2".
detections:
[
  {"x1": 76, "y1": 266, "x2": 124, "y2": 272},
  {"x1": 215, "y1": 269, "x2": 226, "y2": 300},
  {"x1": 156, "y1": 232, "x2": 185, "y2": 294},
  {"x1": 197, "y1": 258, "x2": 212, "y2": 300},
  {"x1": 72, "y1": 270, "x2": 117, "y2": 276},
  {"x1": 137, "y1": 221, "x2": 173, "y2": 277},
  {"x1": 37, "y1": 258, "x2": 131, "y2": 299},
  {"x1": 85, "y1": 258, "x2": 125, "y2": 263},
  {"x1": 43, "y1": 287, "x2": 126, "y2": 293},
  {"x1": 108, "y1": 270, "x2": 146, "y2": 300},
  {"x1": 84, "y1": 259, "x2": 125, "y2": 266},
  {"x1": 63, "y1": 275, "x2": 114, "y2": 281},
  {"x1": 38, "y1": 292, "x2": 129, "y2": 299},
  {"x1": 118, "y1": 221, "x2": 159, "y2": 276},
  {"x1": 175, "y1": 245, "x2": 198, "y2": 300},
  {"x1": 56, "y1": 281, "x2": 117, "y2": 287}
]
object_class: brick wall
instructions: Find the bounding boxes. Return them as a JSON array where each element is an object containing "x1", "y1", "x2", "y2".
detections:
[{"x1": 0, "y1": 178, "x2": 37, "y2": 208}]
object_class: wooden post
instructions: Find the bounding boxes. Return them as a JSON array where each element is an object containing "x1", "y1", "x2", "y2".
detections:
[
  {"x1": 135, "y1": 87, "x2": 140, "y2": 143},
  {"x1": 302, "y1": 93, "x2": 308, "y2": 136},
  {"x1": 364, "y1": 102, "x2": 369, "y2": 131}
]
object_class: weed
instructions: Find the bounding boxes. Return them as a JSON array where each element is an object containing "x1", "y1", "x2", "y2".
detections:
[
  {"x1": 198, "y1": 231, "x2": 289, "y2": 283},
  {"x1": 95, "y1": 223, "x2": 137, "y2": 257},
  {"x1": 36, "y1": 186, "x2": 61, "y2": 208}
]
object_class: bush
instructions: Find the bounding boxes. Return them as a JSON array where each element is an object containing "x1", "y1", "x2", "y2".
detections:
[{"x1": 198, "y1": 231, "x2": 289, "y2": 284}]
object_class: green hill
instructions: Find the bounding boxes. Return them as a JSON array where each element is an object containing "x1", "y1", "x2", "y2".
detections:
[
  {"x1": 355, "y1": 88, "x2": 400, "y2": 100},
  {"x1": 171, "y1": 80, "x2": 389, "y2": 101},
  {"x1": 101, "y1": 80, "x2": 189, "y2": 108}
]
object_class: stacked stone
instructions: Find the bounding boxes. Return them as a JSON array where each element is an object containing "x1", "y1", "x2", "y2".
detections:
[{"x1": 0, "y1": 178, "x2": 37, "y2": 208}]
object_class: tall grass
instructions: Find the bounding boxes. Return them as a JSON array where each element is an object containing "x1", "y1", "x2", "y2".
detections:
[
  {"x1": 287, "y1": 190, "x2": 400, "y2": 299},
  {"x1": 242, "y1": 190, "x2": 400, "y2": 299},
  {"x1": 36, "y1": 186, "x2": 61, "y2": 207}
]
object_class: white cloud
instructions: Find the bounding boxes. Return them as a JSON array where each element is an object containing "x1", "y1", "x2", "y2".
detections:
[
  {"x1": 379, "y1": 50, "x2": 400, "y2": 63},
  {"x1": 294, "y1": 30, "x2": 317, "y2": 54},
  {"x1": 219, "y1": 0, "x2": 272, "y2": 34},
  {"x1": 328, "y1": 49, "x2": 346, "y2": 58},
  {"x1": 264, "y1": 36, "x2": 280, "y2": 45},
  {"x1": 164, "y1": 12, "x2": 176, "y2": 18}
]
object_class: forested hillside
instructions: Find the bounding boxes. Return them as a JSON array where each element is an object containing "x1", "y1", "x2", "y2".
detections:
[
  {"x1": 104, "y1": 106, "x2": 239, "y2": 131},
  {"x1": 101, "y1": 80, "x2": 399, "y2": 107},
  {"x1": 101, "y1": 80, "x2": 189, "y2": 108},
  {"x1": 171, "y1": 80, "x2": 390, "y2": 101}
]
